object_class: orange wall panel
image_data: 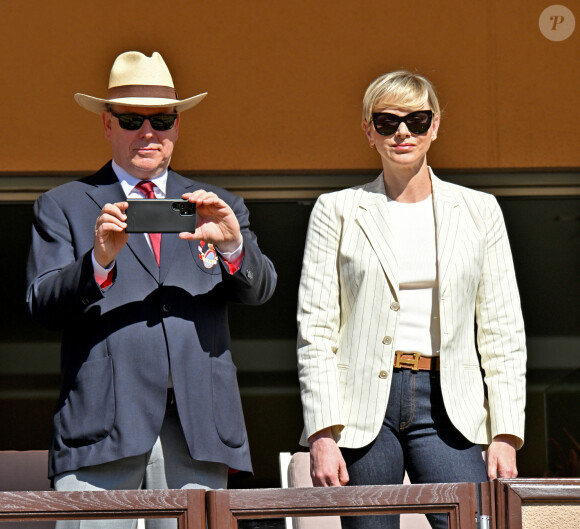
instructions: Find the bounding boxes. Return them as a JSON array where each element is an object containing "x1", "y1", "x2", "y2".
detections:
[{"x1": 1, "y1": 0, "x2": 578, "y2": 173}]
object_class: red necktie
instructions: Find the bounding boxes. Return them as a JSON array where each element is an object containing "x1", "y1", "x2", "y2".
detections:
[{"x1": 135, "y1": 181, "x2": 161, "y2": 266}]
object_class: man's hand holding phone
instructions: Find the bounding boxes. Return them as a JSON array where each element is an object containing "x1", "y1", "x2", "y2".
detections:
[
  {"x1": 94, "y1": 201, "x2": 129, "y2": 268},
  {"x1": 179, "y1": 190, "x2": 242, "y2": 254}
]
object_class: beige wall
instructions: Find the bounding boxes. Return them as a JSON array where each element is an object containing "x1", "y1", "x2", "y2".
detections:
[
  {"x1": 2, "y1": 0, "x2": 578, "y2": 173},
  {"x1": 523, "y1": 503, "x2": 580, "y2": 528}
]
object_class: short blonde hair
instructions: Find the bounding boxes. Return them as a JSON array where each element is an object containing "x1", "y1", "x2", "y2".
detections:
[{"x1": 362, "y1": 70, "x2": 441, "y2": 123}]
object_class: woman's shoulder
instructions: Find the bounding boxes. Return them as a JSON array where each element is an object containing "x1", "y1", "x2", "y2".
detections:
[
  {"x1": 433, "y1": 172, "x2": 498, "y2": 208},
  {"x1": 315, "y1": 175, "x2": 384, "y2": 209},
  {"x1": 432, "y1": 173, "x2": 503, "y2": 232}
]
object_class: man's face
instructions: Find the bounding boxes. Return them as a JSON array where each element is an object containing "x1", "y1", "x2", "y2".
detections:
[{"x1": 102, "y1": 105, "x2": 180, "y2": 180}]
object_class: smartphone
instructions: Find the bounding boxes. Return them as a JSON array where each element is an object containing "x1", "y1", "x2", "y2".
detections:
[{"x1": 125, "y1": 199, "x2": 197, "y2": 233}]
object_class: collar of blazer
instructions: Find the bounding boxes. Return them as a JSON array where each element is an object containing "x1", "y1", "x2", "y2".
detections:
[{"x1": 356, "y1": 169, "x2": 463, "y2": 298}]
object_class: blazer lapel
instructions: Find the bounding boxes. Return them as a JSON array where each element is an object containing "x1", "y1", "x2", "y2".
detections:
[
  {"x1": 355, "y1": 174, "x2": 399, "y2": 298},
  {"x1": 158, "y1": 171, "x2": 202, "y2": 283},
  {"x1": 86, "y1": 163, "x2": 160, "y2": 280},
  {"x1": 432, "y1": 173, "x2": 461, "y2": 295},
  {"x1": 127, "y1": 232, "x2": 161, "y2": 281},
  {"x1": 85, "y1": 164, "x2": 126, "y2": 207}
]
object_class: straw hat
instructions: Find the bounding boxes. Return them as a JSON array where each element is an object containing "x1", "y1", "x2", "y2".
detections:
[{"x1": 74, "y1": 51, "x2": 207, "y2": 114}]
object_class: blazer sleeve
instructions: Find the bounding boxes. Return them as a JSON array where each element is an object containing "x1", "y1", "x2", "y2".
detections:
[
  {"x1": 220, "y1": 192, "x2": 277, "y2": 306},
  {"x1": 475, "y1": 194, "x2": 527, "y2": 448},
  {"x1": 26, "y1": 191, "x2": 105, "y2": 329},
  {"x1": 297, "y1": 194, "x2": 344, "y2": 442}
]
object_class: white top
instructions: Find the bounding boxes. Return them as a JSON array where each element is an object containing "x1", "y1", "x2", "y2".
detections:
[{"x1": 388, "y1": 194, "x2": 441, "y2": 357}]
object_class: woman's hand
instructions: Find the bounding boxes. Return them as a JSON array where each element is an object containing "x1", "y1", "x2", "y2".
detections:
[
  {"x1": 487, "y1": 434, "x2": 519, "y2": 479},
  {"x1": 308, "y1": 427, "x2": 349, "y2": 487}
]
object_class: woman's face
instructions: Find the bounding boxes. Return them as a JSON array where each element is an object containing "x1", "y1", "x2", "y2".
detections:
[{"x1": 363, "y1": 104, "x2": 439, "y2": 172}]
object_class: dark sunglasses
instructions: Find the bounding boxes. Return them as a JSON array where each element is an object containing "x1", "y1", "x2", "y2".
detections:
[
  {"x1": 111, "y1": 111, "x2": 178, "y2": 131},
  {"x1": 371, "y1": 110, "x2": 433, "y2": 136}
]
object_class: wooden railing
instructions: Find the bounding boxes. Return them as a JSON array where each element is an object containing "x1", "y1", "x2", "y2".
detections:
[
  {"x1": 207, "y1": 482, "x2": 478, "y2": 529},
  {"x1": 1, "y1": 480, "x2": 579, "y2": 529},
  {"x1": 0, "y1": 490, "x2": 205, "y2": 529},
  {"x1": 494, "y1": 478, "x2": 580, "y2": 529}
]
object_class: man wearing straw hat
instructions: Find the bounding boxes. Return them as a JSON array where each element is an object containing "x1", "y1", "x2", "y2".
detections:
[{"x1": 26, "y1": 51, "x2": 277, "y2": 522}]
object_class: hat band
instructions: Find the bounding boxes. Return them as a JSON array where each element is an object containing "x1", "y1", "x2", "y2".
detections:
[{"x1": 108, "y1": 85, "x2": 178, "y2": 100}]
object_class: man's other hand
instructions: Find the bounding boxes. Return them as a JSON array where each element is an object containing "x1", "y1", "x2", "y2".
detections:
[{"x1": 94, "y1": 202, "x2": 129, "y2": 268}]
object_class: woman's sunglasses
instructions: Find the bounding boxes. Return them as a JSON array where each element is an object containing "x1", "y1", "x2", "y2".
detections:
[
  {"x1": 371, "y1": 110, "x2": 433, "y2": 136},
  {"x1": 111, "y1": 111, "x2": 178, "y2": 131}
]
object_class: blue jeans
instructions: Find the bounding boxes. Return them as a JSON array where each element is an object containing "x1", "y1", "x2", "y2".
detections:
[{"x1": 341, "y1": 368, "x2": 487, "y2": 529}]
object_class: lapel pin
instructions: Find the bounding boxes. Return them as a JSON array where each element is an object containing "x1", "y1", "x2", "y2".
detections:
[{"x1": 198, "y1": 241, "x2": 219, "y2": 269}]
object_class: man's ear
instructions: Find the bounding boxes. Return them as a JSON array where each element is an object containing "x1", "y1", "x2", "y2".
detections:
[
  {"x1": 173, "y1": 112, "x2": 181, "y2": 136},
  {"x1": 102, "y1": 110, "x2": 113, "y2": 141}
]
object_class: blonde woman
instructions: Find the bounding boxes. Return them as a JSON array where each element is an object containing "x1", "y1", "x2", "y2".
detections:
[{"x1": 297, "y1": 71, "x2": 526, "y2": 529}]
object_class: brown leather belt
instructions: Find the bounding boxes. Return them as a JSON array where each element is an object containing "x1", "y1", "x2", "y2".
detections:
[{"x1": 393, "y1": 351, "x2": 440, "y2": 371}]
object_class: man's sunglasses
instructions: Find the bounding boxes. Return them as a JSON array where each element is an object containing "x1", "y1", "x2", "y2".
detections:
[
  {"x1": 371, "y1": 110, "x2": 433, "y2": 136},
  {"x1": 111, "y1": 111, "x2": 178, "y2": 131}
]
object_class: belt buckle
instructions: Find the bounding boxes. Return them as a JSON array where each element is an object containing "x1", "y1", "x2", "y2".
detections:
[{"x1": 394, "y1": 351, "x2": 421, "y2": 371}]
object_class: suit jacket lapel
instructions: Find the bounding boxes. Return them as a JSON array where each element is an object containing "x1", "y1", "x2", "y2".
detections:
[
  {"x1": 356, "y1": 174, "x2": 399, "y2": 298},
  {"x1": 86, "y1": 163, "x2": 159, "y2": 281},
  {"x1": 85, "y1": 163, "x2": 126, "y2": 207},
  {"x1": 432, "y1": 173, "x2": 461, "y2": 295},
  {"x1": 159, "y1": 171, "x2": 202, "y2": 283},
  {"x1": 127, "y1": 232, "x2": 161, "y2": 281}
]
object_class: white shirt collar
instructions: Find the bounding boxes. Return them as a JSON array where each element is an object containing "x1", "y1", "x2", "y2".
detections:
[{"x1": 111, "y1": 160, "x2": 168, "y2": 198}]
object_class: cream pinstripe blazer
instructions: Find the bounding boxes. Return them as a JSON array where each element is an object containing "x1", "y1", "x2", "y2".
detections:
[{"x1": 297, "y1": 171, "x2": 526, "y2": 449}]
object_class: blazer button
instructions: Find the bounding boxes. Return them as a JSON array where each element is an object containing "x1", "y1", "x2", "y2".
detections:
[
  {"x1": 382, "y1": 336, "x2": 392, "y2": 345},
  {"x1": 390, "y1": 302, "x2": 400, "y2": 311},
  {"x1": 379, "y1": 370, "x2": 388, "y2": 379}
]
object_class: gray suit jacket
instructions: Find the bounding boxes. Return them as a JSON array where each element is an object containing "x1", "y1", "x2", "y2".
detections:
[{"x1": 27, "y1": 162, "x2": 277, "y2": 477}]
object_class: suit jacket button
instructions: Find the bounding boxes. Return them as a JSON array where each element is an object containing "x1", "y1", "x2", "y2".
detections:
[
  {"x1": 382, "y1": 336, "x2": 392, "y2": 345},
  {"x1": 390, "y1": 302, "x2": 400, "y2": 311},
  {"x1": 379, "y1": 370, "x2": 388, "y2": 379}
]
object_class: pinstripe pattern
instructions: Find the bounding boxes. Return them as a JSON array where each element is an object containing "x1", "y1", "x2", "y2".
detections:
[{"x1": 297, "y1": 171, "x2": 526, "y2": 449}]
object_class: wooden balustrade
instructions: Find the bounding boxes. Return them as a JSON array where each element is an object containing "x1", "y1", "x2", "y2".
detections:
[
  {"x1": 1, "y1": 479, "x2": 579, "y2": 529},
  {"x1": 207, "y1": 483, "x2": 478, "y2": 529},
  {"x1": 494, "y1": 478, "x2": 580, "y2": 529},
  {"x1": 0, "y1": 490, "x2": 205, "y2": 529}
]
